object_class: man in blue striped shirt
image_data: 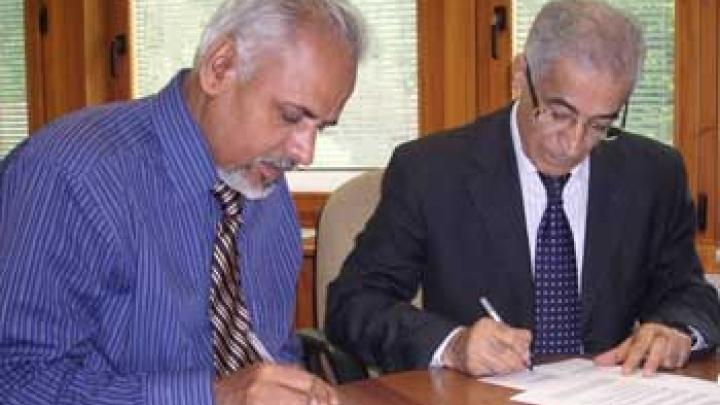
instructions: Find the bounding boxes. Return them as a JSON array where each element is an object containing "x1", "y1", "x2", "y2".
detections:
[{"x1": 0, "y1": 1, "x2": 363, "y2": 404}]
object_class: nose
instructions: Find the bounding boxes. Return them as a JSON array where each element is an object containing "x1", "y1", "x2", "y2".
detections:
[
  {"x1": 287, "y1": 125, "x2": 318, "y2": 166},
  {"x1": 562, "y1": 118, "x2": 587, "y2": 154}
]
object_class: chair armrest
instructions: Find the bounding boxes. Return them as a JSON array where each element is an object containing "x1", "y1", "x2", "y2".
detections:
[{"x1": 297, "y1": 328, "x2": 369, "y2": 384}]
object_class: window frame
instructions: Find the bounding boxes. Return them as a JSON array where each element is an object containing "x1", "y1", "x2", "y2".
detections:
[
  {"x1": 675, "y1": 0, "x2": 719, "y2": 273},
  {"x1": 22, "y1": 0, "x2": 718, "y2": 272}
]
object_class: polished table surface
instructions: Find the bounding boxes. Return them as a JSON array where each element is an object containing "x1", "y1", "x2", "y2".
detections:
[{"x1": 337, "y1": 352, "x2": 720, "y2": 405}]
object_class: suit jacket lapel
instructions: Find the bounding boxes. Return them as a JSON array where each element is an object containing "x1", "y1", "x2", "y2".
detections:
[
  {"x1": 465, "y1": 108, "x2": 535, "y2": 327},
  {"x1": 581, "y1": 138, "x2": 628, "y2": 333}
]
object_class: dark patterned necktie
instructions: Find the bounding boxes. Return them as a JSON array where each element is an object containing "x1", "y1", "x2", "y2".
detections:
[
  {"x1": 210, "y1": 181, "x2": 261, "y2": 375},
  {"x1": 532, "y1": 173, "x2": 583, "y2": 355}
]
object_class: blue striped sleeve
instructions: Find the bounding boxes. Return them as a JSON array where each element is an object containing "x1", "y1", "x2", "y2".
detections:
[{"x1": 0, "y1": 152, "x2": 214, "y2": 405}]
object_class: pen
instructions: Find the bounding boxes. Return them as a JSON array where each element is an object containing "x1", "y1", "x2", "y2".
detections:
[{"x1": 479, "y1": 296, "x2": 533, "y2": 371}]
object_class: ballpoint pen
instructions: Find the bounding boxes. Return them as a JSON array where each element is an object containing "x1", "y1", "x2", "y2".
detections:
[{"x1": 479, "y1": 296, "x2": 533, "y2": 371}]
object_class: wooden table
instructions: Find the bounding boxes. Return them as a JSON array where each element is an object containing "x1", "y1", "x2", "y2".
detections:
[{"x1": 338, "y1": 352, "x2": 720, "y2": 404}]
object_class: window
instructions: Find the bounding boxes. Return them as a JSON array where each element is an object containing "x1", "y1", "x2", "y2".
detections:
[
  {"x1": 0, "y1": 0, "x2": 28, "y2": 158},
  {"x1": 513, "y1": 0, "x2": 675, "y2": 143},
  {"x1": 133, "y1": 1, "x2": 223, "y2": 97},
  {"x1": 19, "y1": 1, "x2": 719, "y2": 269},
  {"x1": 132, "y1": 0, "x2": 418, "y2": 169},
  {"x1": 315, "y1": 1, "x2": 417, "y2": 168}
]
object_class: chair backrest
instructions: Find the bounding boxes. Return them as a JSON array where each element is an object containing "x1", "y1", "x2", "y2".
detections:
[{"x1": 315, "y1": 170, "x2": 384, "y2": 326}]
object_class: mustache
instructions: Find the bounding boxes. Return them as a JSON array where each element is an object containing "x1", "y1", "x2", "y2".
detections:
[{"x1": 255, "y1": 157, "x2": 297, "y2": 171}]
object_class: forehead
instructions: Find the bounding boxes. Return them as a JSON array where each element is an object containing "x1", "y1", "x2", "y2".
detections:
[
  {"x1": 247, "y1": 27, "x2": 357, "y2": 115},
  {"x1": 536, "y1": 58, "x2": 631, "y2": 116}
]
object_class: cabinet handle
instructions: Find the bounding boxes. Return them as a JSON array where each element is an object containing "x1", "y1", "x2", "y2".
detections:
[
  {"x1": 109, "y1": 34, "x2": 127, "y2": 78},
  {"x1": 491, "y1": 6, "x2": 507, "y2": 60}
]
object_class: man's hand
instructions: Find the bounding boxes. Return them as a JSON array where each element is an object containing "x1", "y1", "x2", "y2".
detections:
[
  {"x1": 214, "y1": 363, "x2": 338, "y2": 405},
  {"x1": 593, "y1": 322, "x2": 692, "y2": 376},
  {"x1": 442, "y1": 318, "x2": 532, "y2": 376}
]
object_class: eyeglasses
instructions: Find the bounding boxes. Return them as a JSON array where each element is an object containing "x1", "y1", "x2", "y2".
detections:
[{"x1": 525, "y1": 62, "x2": 628, "y2": 140}]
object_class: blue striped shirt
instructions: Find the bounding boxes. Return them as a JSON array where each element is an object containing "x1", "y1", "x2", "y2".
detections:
[{"x1": 0, "y1": 71, "x2": 302, "y2": 405}]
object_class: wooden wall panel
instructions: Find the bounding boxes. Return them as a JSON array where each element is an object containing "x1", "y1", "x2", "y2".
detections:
[
  {"x1": 295, "y1": 238, "x2": 317, "y2": 329},
  {"x1": 82, "y1": 1, "x2": 109, "y2": 106},
  {"x1": 419, "y1": 0, "x2": 478, "y2": 134},
  {"x1": 25, "y1": 0, "x2": 45, "y2": 133},
  {"x1": 676, "y1": 0, "x2": 719, "y2": 272},
  {"x1": 293, "y1": 192, "x2": 329, "y2": 230},
  {"x1": 108, "y1": 0, "x2": 131, "y2": 101},
  {"x1": 476, "y1": 0, "x2": 513, "y2": 115},
  {"x1": 82, "y1": 1, "x2": 131, "y2": 105},
  {"x1": 417, "y1": 0, "x2": 445, "y2": 134},
  {"x1": 25, "y1": 0, "x2": 128, "y2": 131},
  {"x1": 698, "y1": 0, "x2": 718, "y2": 273},
  {"x1": 40, "y1": 0, "x2": 88, "y2": 123},
  {"x1": 418, "y1": 0, "x2": 512, "y2": 134}
]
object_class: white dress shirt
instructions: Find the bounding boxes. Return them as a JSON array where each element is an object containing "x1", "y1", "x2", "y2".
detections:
[{"x1": 509, "y1": 103, "x2": 590, "y2": 282}]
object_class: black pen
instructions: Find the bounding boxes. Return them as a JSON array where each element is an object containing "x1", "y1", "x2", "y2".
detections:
[{"x1": 479, "y1": 296, "x2": 533, "y2": 371}]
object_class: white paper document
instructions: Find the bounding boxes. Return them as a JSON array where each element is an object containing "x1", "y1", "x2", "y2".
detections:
[
  {"x1": 479, "y1": 358, "x2": 599, "y2": 390},
  {"x1": 480, "y1": 358, "x2": 720, "y2": 405}
]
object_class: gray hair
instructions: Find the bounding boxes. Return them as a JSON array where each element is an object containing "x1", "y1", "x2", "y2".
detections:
[
  {"x1": 194, "y1": 0, "x2": 366, "y2": 79},
  {"x1": 524, "y1": 0, "x2": 646, "y2": 92}
]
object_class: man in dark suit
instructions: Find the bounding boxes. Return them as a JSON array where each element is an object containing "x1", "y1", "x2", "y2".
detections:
[{"x1": 326, "y1": 0, "x2": 720, "y2": 377}]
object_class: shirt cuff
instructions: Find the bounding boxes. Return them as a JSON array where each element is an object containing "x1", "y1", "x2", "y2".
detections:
[
  {"x1": 145, "y1": 370, "x2": 214, "y2": 405},
  {"x1": 687, "y1": 325, "x2": 707, "y2": 351},
  {"x1": 429, "y1": 327, "x2": 464, "y2": 368}
]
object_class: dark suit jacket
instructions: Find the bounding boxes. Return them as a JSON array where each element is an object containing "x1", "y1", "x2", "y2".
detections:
[{"x1": 326, "y1": 105, "x2": 720, "y2": 372}]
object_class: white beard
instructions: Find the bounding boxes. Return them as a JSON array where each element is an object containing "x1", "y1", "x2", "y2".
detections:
[
  {"x1": 217, "y1": 157, "x2": 295, "y2": 200},
  {"x1": 217, "y1": 166, "x2": 276, "y2": 200}
]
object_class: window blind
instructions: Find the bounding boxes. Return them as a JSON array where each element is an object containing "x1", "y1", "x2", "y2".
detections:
[
  {"x1": 313, "y1": 0, "x2": 417, "y2": 168},
  {"x1": 133, "y1": 0, "x2": 222, "y2": 97},
  {"x1": 0, "y1": 0, "x2": 28, "y2": 158},
  {"x1": 132, "y1": 0, "x2": 417, "y2": 169},
  {"x1": 513, "y1": 0, "x2": 675, "y2": 143}
]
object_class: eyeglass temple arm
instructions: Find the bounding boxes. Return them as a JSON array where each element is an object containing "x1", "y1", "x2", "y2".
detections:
[
  {"x1": 619, "y1": 98, "x2": 630, "y2": 129},
  {"x1": 525, "y1": 60, "x2": 540, "y2": 110}
]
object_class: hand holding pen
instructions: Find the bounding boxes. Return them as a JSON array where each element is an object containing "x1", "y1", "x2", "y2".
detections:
[
  {"x1": 479, "y1": 297, "x2": 533, "y2": 371},
  {"x1": 441, "y1": 296, "x2": 532, "y2": 376}
]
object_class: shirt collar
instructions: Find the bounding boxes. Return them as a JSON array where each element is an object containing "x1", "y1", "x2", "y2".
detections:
[{"x1": 151, "y1": 69, "x2": 217, "y2": 199}]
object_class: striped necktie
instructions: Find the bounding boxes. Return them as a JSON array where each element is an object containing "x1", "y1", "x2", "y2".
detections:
[
  {"x1": 210, "y1": 181, "x2": 262, "y2": 375},
  {"x1": 532, "y1": 173, "x2": 583, "y2": 355}
]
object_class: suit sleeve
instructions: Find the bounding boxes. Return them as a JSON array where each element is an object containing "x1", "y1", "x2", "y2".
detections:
[
  {"x1": 0, "y1": 157, "x2": 213, "y2": 405},
  {"x1": 639, "y1": 149, "x2": 720, "y2": 344},
  {"x1": 325, "y1": 145, "x2": 459, "y2": 372}
]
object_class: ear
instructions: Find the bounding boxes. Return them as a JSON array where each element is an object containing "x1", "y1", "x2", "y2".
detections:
[
  {"x1": 197, "y1": 38, "x2": 241, "y2": 96},
  {"x1": 511, "y1": 53, "x2": 528, "y2": 97}
]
